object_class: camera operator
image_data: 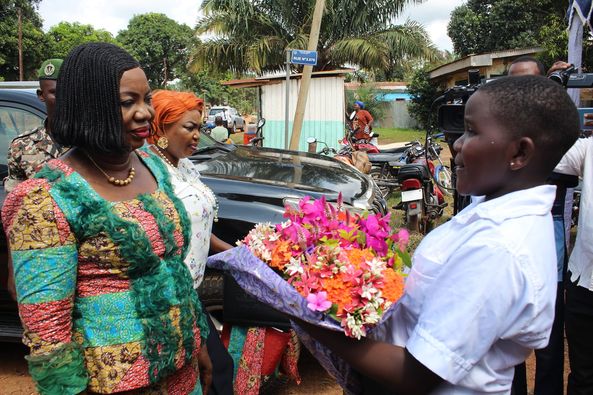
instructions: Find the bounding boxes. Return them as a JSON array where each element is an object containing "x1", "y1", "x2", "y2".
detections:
[
  {"x1": 550, "y1": 60, "x2": 593, "y2": 395},
  {"x1": 507, "y1": 56, "x2": 576, "y2": 395}
]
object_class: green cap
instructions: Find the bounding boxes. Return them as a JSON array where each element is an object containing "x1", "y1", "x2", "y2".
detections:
[{"x1": 37, "y1": 59, "x2": 63, "y2": 80}]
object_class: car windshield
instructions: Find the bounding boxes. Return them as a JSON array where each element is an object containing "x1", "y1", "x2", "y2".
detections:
[
  {"x1": 209, "y1": 108, "x2": 225, "y2": 116},
  {"x1": 195, "y1": 130, "x2": 234, "y2": 152}
]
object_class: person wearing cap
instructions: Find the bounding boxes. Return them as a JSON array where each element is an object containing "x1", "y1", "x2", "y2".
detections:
[
  {"x1": 352, "y1": 100, "x2": 374, "y2": 141},
  {"x1": 4, "y1": 58, "x2": 69, "y2": 193}
]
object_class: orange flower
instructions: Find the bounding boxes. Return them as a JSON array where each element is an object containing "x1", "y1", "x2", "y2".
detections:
[
  {"x1": 344, "y1": 248, "x2": 375, "y2": 268},
  {"x1": 320, "y1": 275, "x2": 354, "y2": 316},
  {"x1": 382, "y1": 270, "x2": 405, "y2": 302},
  {"x1": 270, "y1": 240, "x2": 293, "y2": 270}
]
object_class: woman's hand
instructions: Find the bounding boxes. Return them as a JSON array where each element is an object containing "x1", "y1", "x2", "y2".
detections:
[{"x1": 198, "y1": 344, "x2": 213, "y2": 395}]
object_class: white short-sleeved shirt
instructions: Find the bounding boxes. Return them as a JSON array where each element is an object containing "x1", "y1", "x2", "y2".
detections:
[
  {"x1": 554, "y1": 137, "x2": 593, "y2": 290},
  {"x1": 371, "y1": 185, "x2": 558, "y2": 394},
  {"x1": 163, "y1": 157, "x2": 217, "y2": 288}
]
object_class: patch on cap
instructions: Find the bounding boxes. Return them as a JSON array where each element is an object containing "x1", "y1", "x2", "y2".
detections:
[{"x1": 38, "y1": 59, "x2": 63, "y2": 80}]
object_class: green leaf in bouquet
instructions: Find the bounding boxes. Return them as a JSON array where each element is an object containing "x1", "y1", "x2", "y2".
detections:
[
  {"x1": 327, "y1": 303, "x2": 340, "y2": 321},
  {"x1": 396, "y1": 249, "x2": 412, "y2": 268},
  {"x1": 337, "y1": 228, "x2": 358, "y2": 243},
  {"x1": 319, "y1": 235, "x2": 339, "y2": 248},
  {"x1": 356, "y1": 231, "x2": 366, "y2": 246}
]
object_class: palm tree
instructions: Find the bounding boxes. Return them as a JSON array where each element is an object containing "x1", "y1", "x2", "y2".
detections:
[{"x1": 190, "y1": 0, "x2": 441, "y2": 76}]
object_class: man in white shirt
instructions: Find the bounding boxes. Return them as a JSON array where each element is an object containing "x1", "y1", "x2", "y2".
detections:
[{"x1": 554, "y1": 135, "x2": 593, "y2": 394}]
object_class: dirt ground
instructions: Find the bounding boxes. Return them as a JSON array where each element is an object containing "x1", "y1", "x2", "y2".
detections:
[{"x1": 0, "y1": 337, "x2": 564, "y2": 395}]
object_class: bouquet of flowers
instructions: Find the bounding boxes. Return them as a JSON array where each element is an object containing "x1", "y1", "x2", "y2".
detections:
[{"x1": 237, "y1": 194, "x2": 410, "y2": 339}]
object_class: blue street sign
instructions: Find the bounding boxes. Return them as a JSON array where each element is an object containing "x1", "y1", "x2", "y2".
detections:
[{"x1": 290, "y1": 50, "x2": 318, "y2": 66}]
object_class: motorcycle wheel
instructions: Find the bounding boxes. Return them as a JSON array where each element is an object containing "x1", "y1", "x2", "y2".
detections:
[
  {"x1": 434, "y1": 165, "x2": 454, "y2": 196},
  {"x1": 370, "y1": 167, "x2": 394, "y2": 197},
  {"x1": 406, "y1": 211, "x2": 421, "y2": 233}
]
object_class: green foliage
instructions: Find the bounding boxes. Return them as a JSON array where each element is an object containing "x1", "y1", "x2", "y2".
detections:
[
  {"x1": 0, "y1": 0, "x2": 50, "y2": 80},
  {"x1": 117, "y1": 13, "x2": 193, "y2": 88},
  {"x1": 407, "y1": 67, "x2": 442, "y2": 131},
  {"x1": 176, "y1": 70, "x2": 257, "y2": 115},
  {"x1": 447, "y1": 0, "x2": 565, "y2": 57},
  {"x1": 191, "y1": 0, "x2": 439, "y2": 76},
  {"x1": 46, "y1": 22, "x2": 118, "y2": 58}
]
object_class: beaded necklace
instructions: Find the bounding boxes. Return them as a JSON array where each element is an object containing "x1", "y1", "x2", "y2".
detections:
[
  {"x1": 154, "y1": 146, "x2": 219, "y2": 222},
  {"x1": 83, "y1": 150, "x2": 136, "y2": 186}
]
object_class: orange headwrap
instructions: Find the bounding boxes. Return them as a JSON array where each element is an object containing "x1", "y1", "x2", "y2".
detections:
[{"x1": 149, "y1": 90, "x2": 204, "y2": 144}]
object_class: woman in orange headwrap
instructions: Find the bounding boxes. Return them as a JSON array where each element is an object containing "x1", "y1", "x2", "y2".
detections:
[{"x1": 142, "y1": 90, "x2": 234, "y2": 394}]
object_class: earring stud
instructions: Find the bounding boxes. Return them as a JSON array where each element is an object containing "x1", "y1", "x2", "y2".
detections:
[{"x1": 157, "y1": 136, "x2": 169, "y2": 149}]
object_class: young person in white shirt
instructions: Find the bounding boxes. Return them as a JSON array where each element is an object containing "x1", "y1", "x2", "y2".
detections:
[{"x1": 294, "y1": 75, "x2": 580, "y2": 394}]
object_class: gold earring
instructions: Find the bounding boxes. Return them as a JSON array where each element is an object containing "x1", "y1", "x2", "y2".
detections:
[{"x1": 157, "y1": 136, "x2": 169, "y2": 149}]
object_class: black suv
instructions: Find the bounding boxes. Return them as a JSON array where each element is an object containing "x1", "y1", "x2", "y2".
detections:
[{"x1": 0, "y1": 87, "x2": 387, "y2": 341}]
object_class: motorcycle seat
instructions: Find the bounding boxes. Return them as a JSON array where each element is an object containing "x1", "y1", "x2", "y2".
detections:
[
  {"x1": 378, "y1": 146, "x2": 409, "y2": 154},
  {"x1": 367, "y1": 152, "x2": 407, "y2": 163},
  {"x1": 397, "y1": 163, "x2": 431, "y2": 181}
]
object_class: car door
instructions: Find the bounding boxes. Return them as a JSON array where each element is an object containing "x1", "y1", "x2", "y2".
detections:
[{"x1": 0, "y1": 101, "x2": 45, "y2": 182}]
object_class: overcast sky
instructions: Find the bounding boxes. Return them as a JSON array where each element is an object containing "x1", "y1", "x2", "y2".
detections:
[{"x1": 38, "y1": 0, "x2": 466, "y2": 52}]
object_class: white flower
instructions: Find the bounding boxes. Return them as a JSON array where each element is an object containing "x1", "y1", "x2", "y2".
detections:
[
  {"x1": 367, "y1": 257, "x2": 385, "y2": 276},
  {"x1": 285, "y1": 257, "x2": 304, "y2": 276},
  {"x1": 345, "y1": 314, "x2": 366, "y2": 339},
  {"x1": 360, "y1": 284, "x2": 379, "y2": 300}
]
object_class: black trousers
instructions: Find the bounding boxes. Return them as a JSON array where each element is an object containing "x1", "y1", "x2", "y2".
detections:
[
  {"x1": 565, "y1": 277, "x2": 593, "y2": 395},
  {"x1": 205, "y1": 314, "x2": 234, "y2": 395},
  {"x1": 512, "y1": 284, "x2": 565, "y2": 395}
]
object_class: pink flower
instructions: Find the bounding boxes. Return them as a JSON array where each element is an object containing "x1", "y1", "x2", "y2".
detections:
[
  {"x1": 290, "y1": 271, "x2": 319, "y2": 294},
  {"x1": 306, "y1": 291, "x2": 332, "y2": 312},
  {"x1": 390, "y1": 228, "x2": 410, "y2": 249}
]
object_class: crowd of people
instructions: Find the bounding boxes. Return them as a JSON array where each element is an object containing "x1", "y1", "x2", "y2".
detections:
[{"x1": 2, "y1": 42, "x2": 592, "y2": 395}]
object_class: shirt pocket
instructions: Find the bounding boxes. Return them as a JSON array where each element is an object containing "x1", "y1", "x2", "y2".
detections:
[{"x1": 404, "y1": 254, "x2": 445, "y2": 316}]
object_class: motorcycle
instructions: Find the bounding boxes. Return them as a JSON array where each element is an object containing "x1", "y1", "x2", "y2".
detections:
[
  {"x1": 395, "y1": 132, "x2": 450, "y2": 234},
  {"x1": 248, "y1": 118, "x2": 266, "y2": 147},
  {"x1": 306, "y1": 136, "x2": 371, "y2": 174}
]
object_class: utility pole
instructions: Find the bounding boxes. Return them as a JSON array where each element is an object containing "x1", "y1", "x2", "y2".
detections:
[
  {"x1": 17, "y1": 7, "x2": 24, "y2": 81},
  {"x1": 288, "y1": 0, "x2": 325, "y2": 150}
]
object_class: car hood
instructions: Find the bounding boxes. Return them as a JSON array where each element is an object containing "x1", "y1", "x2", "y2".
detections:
[{"x1": 191, "y1": 146, "x2": 372, "y2": 202}]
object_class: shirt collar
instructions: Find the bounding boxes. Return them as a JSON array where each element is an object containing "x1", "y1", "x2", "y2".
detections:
[{"x1": 453, "y1": 185, "x2": 556, "y2": 225}]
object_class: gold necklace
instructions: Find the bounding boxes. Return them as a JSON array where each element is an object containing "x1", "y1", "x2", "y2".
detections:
[
  {"x1": 155, "y1": 146, "x2": 177, "y2": 168},
  {"x1": 155, "y1": 146, "x2": 219, "y2": 222},
  {"x1": 84, "y1": 150, "x2": 136, "y2": 186}
]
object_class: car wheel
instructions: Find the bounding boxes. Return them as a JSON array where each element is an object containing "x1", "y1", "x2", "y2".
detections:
[
  {"x1": 370, "y1": 167, "x2": 394, "y2": 197},
  {"x1": 197, "y1": 271, "x2": 224, "y2": 332}
]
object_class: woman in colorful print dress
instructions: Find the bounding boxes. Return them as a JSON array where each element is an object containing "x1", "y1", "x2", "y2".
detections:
[{"x1": 1, "y1": 43, "x2": 212, "y2": 394}]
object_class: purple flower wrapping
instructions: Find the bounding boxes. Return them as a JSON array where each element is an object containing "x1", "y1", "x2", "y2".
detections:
[{"x1": 207, "y1": 246, "x2": 363, "y2": 394}]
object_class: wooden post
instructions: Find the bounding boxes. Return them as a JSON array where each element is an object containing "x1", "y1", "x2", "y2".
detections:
[
  {"x1": 17, "y1": 8, "x2": 23, "y2": 81},
  {"x1": 288, "y1": 0, "x2": 325, "y2": 150}
]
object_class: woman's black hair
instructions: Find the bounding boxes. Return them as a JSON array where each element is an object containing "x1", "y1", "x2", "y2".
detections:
[{"x1": 51, "y1": 42, "x2": 141, "y2": 156}]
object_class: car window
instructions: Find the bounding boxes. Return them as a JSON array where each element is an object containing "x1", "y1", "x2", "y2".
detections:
[
  {"x1": 209, "y1": 109, "x2": 224, "y2": 116},
  {"x1": 0, "y1": 106, "x2": 44, "y2": 166}
]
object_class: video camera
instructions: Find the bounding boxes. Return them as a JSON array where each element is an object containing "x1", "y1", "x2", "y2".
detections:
[
  {"x1": 436, "y1": 65, "x2": 593, "y2": 135},
  {"x1": 436, "y1": 69, "x2": 482, "y2": 135},
  {"x1": 549, "y1": 65, "x2": 593, "y2": 88}
]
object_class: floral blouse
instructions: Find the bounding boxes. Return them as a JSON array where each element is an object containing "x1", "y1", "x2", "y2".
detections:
[
  {"x1": 141, "y1": 148, "x2": 217, "y2": 288},
  {"x1": 1, "y1": 151, "x2": 209, "y2": 395}
]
